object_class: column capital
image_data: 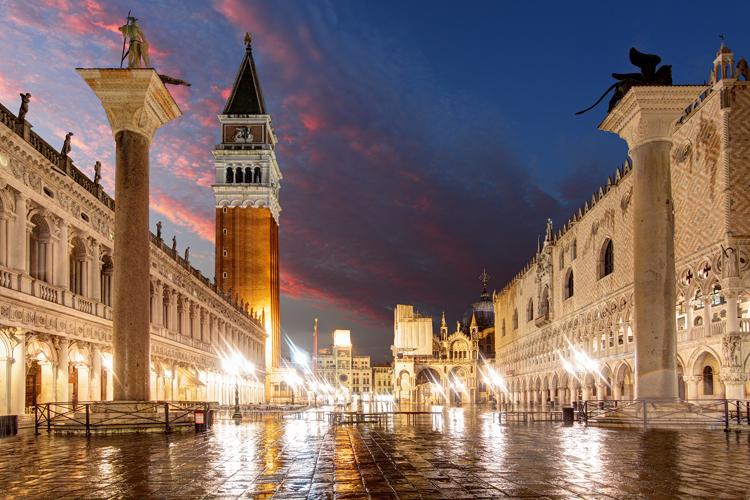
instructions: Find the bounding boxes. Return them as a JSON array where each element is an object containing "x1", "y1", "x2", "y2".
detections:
[
  {"x1": 599, "y1": 86, "x2": 705, "y2": 150},
  {"x1": 76, "y1": 68, "x2": 181, "y2": 142}
]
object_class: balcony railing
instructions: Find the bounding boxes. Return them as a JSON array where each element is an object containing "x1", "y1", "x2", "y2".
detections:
[
  {"x1": 33, "y1": 280, "x2": 60, "y2": 304},
  {"x1": 73, "y1": 295, "x2": 94, "y2": 314}
]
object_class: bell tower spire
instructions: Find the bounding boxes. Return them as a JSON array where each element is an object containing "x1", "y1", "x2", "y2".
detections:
[{"x1": 214, "y1": 33, "x2": 282, "y2": 379}]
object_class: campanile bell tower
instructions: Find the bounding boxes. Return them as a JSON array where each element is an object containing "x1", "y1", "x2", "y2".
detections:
[{"x1": 214, "y1": 33, "x2": 281, "y2": 372}]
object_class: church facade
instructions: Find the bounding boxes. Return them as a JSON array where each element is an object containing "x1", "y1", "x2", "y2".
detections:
[
  {"x1": 493, "y1": 45, "x2": 750, "y2": 406},
  {"x1": 392, "y1": 283, "x2": 496, "y2": 406}
]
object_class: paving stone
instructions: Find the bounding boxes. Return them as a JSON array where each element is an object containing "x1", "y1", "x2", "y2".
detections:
[{"x1": 1, "y1": 409, "x2": 750, "y2": 498}]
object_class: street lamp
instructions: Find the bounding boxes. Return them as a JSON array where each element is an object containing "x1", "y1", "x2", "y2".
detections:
[{"x1": 222, "y1": 351, "x2": 255, "y2": 420}]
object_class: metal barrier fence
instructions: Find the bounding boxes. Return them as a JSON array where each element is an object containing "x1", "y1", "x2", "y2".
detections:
[
  {"x1": 35, "y1": 401, "x2": 215, "y2": 435},
  {"x1": 582, "y1": 399, "x2": 750, "y2": 430}
]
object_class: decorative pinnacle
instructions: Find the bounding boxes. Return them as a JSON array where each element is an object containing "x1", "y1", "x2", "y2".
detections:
[
  {"x1": 244, "y1": 32, "x2": 253, "y2": 51},
  {"x1": 479, "y1": 268, "x2": 490, "y2": 289}
]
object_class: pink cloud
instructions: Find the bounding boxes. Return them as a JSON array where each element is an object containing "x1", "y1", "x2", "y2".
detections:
[{"x1": 150, "y1": 189, "x2": 215, "y2": 243}]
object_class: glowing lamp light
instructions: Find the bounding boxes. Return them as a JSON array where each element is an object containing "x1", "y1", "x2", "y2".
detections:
[
  {"x1": 333, "y1": 329, "x2": 352, "y2": 347},
  {"x1": 293, "y1": 349, "x2": 309, "y2": 367},
  {"x1": 101, "y1": 352, "x2": 113, "y2": 371}
]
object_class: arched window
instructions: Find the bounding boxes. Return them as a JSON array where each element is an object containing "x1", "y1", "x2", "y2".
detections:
[
  {"x1": 702, "y1": 366, "x2": 714, "y2": 395},
  {"x1": 559, "y1": 251, "x2": 565, "y2": 270},
  {"x1": 564, "y1": 269, "x2": 574, "y2": 299},
  {"x1": 176, "y1": 296, "x2": 184, "y2": 334},
  {"x1": 501, "y1": 319, "x2": 506, "y2": 337},
  {"x1": 512, "y1": 309, "x2": 518, "y2": 330},
  {"x1": 254, "y1": 167, "x2": 262, "y2": 183},
  {"x1": 526, "y1": 299, "x2": 534, "y2": 322},
  {"x1": 69, "y1": 237, "x2": 87, "y2": 296},
  {"x1": 29, "y1": 214, "x2": 51, "y2": 283},
  {"x1": 571, "y1": 239, "x2": 577, "y2": 260},
  {"x1": 162, "y1": 287, "x2": 170, "y2": 329},
  {"x1": 101, "y1": 255, "x2": 113, "y2": 306},
  {"x1": 235, "y1": 167, "x2": 243, "y2": 183},
  {"x1": 540, "y1": 286, "x2": 549, "y2": 318},
  {"x1": 694, "y1": 315, "x2": 703, "y2": 326},
  {"x1": 599, "y1": 239, "x2": 614, "y2": 278},
  {"x1": 245, "y1": 167, "x2": 253, "y2": 183},
  {"x1": 225, "y1": 167, "x2": 233, "y2": 183}
]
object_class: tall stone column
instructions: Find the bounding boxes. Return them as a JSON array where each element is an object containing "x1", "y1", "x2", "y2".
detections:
[
  {"x1": 77, "y1": 69, "x2": 181, "y2": 401},
  {"x1": 600, "y1": 86, "x2": 703, "y2": 400}
]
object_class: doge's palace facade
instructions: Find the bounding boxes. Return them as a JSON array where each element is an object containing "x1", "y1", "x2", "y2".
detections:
[
  {"x1": 0, "y1": 98, "x2": 265, "y2": 418},
  {"x1": 494, "y1": 45, "x2": 750, "y2": 406}
]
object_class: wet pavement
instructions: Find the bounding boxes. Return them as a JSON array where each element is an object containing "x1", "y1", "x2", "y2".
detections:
[{"x1": 1, "y1": 408, "x2": 750, "y2": 498}]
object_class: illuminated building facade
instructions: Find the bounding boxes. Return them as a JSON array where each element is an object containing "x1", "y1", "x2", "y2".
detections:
[
  {"x1": 493, "y1": 45, "x2": 750, "y2": 406},
  {"x1": 391, "y1": 280, "x2": 496, "y2": 406},
  {"x1": 316, "y1": 329, "x2": 372, "y2": 396},
  {"x1": 0, "y1": 97, "x2": 265, "y2": 420}
]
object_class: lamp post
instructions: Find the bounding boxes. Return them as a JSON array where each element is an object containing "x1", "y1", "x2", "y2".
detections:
[
  {"x1": 222, "y1": 351, "x2": 255, "y2": 421},
  {"x1": 233, "y1": 381, "x2": 242, "y2": 419}
]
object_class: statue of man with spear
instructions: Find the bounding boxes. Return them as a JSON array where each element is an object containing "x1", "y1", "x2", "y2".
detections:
[{"x1": 119, "y1": 12, "x2": 150, "y2": 68}]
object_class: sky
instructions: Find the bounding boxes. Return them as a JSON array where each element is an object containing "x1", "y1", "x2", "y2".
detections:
[{"x1": 1, "y1": 0, "x2": 749, "y2": 362}]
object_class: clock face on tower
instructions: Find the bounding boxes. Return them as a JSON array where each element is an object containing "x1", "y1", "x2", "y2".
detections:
[{"x1": 223, "y1": 124, "x2": 264, "y2": 144}]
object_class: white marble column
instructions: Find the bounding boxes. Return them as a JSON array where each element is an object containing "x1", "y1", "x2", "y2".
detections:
[
  {"x1": 0, "y1": 215, "x2": 8, "y2": 267},
  {"x1": 600, "y1": 85, "x2": 702, "y2": 400},
  {"x1": 9, "y1": 331, "x2": 26, "y2": 415},
  {"x1": 40, "y1": 363, "x2": 55, "y2": 404},
  {"x1": 54, "y1": 220, "x2": 68, "y2": 289},
  {"x1": 77, "y1": 365, "x2": 90, "y2": 402},
  {"x1": 684, "y1": 375, "x2": 700, "y2": 400},
  {"x1": 91, "y1": 346, "x2": 102, "y2": 401},
  {"x1": 90, "y1": 240, "x2": 101, "y2": 301},
  {"x1": 55, "y1": 338, "x2": 69, "y2": 402},
  {"x1": 11, "y1": 190, "x2": 27, "y2": 273}
]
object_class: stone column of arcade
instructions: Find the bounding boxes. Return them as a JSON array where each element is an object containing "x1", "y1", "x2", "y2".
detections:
[
  {"x1": 600, "y1": 86, "x2": 703, "y2": 400},
  {"x1": 77, "y1": 68, "x2": 181, "y2": 401}
]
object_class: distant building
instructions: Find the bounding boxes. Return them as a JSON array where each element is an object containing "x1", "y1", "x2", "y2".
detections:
[
  {"x1": 391, "y1": 277, "x2": 496, "y2": 406},
  {"x1": 316, "y1": 329, "x2": 372, "y2": 396},
  {"x1": 372, "y1": 364, "x2": 393, "y2": 395}
]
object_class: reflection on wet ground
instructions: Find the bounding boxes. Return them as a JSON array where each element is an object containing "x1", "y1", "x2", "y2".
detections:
[{"x1": 2, "y1": 408, "x2": 750, "y2": 498}]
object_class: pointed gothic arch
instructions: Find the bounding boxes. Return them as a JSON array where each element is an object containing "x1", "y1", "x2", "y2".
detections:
[{"x1": 599, "y1": 239, "x2": 614, "y2": 278}]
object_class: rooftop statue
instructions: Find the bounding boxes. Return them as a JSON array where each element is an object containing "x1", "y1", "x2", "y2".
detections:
[
  {"x1": 119, "y1": 15, "x2": 150, "y2": 68},
  {"x1": 61, "y1": 132, "x2": 73, "y2": 156},
  {"x1": 576, "y1": 48, "x2": 672, "y2": 115},
  {"x1": 93, "y1": 161, "x2": 102, "y2": 185},
  {"x1": 17, "y1": 93, "x2": 31, "y2": 121}
]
